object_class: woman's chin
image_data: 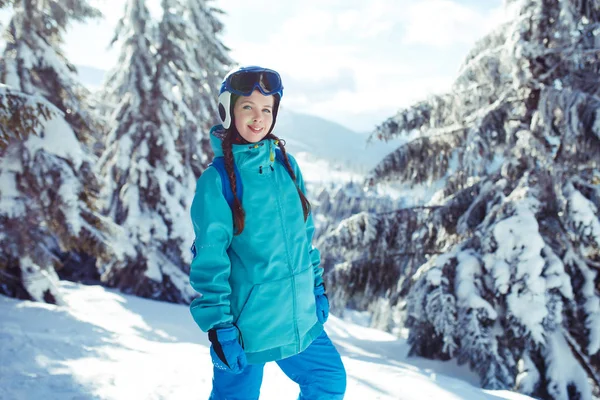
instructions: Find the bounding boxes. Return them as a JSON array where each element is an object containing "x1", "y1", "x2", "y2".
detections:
[{"x1": 242, "y1": 131, "x2": 267, "y2": 143}]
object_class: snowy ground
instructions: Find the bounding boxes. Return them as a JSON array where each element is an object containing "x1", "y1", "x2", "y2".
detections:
[{"x1": 0, "y1": 282, "x2": 535, "y2": 400}]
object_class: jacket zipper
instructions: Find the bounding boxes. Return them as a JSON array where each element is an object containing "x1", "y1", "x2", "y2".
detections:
[{"x1": 269, "y1": 147, "x2": 300, "y2": 353}]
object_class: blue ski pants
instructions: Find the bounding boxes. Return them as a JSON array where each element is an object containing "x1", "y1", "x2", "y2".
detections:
[{"x1": 209, "y1": 330, "x2": 346, "y2": 400}]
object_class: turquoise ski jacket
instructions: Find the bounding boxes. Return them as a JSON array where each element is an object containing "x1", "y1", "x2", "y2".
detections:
[{"x1": 189, "y1": 125, "x2": 324, "y2": 364}]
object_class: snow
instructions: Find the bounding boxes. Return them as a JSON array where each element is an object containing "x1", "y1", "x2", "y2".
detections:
[
  {"x1": 456, "y1": 251, "x2": 498, "y2": 319},
  {"x1": 144, "y1": 249, "x2": 163, "y2": 282},
  {"x1": 542, "y1": 246, "x2": 573, "y2": 300},
  {"x1": 486, "y1": 152, "x2": 505, "y2": 175},
  {"x1": 341, "y1": 308, "x2": 373, "y2": 327},
  {"x1": 484, "y1": 201, "x2": 548, "y2": 344},
  {"x1": 580, "y1": 258, "x2": 600, "y2": 356},
  {"x1": 427, "y1": 267, "x2": 443, "y2": 286},
  {"x1": 57, "y1": 169, "x2": 84, "y2": 236},
  {"x1": 489, "y1": 259, "x2": 510, "y2": 295},
  {"x1": 0, "y1": 145, "x2": 25, "y2": 218},
  {"x1": 18, "y1": 257, "x2": 64, "y2": 305},
  {"x1": 568, "y1": 189, "x2": 600, "y2": 249},
  {"x1": 544, "y1": 331, "x2": 592, "y2": 400},
  {"x1": 0, "y1": 281, "x2": 536, "y2": 400},
  {"x1": 2, "y1": 51, "x2": 20, "y2": 88},
  {"x1": 329, "y1": 212, "x2": 379, "y2": 249},
  {"x1": 515, "y1": 353, "x2": 539, "y2": 396},
  {"x1": 25, "y1": 114, "x2": 86, "y2": 170},
  {"x1": 115, "y1": 123, "x2": 135, "y2": 172},
  {"x1": 586, "y1": 291, "x2": 600, "y2": 355},
  {"x1": 37, "y1": 33, "x2": 80, "y2": 83},
  {"x1": 593, "y1": 109, "x2": 600, "y2": 140}
]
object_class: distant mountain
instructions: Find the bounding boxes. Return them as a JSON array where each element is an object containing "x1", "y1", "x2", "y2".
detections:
[
  {"x1": 74, "y1": 64, "x2": 402, "y2": 172},
  {"x1": 276, "y1": 107, "x2": 403, "y2": 173}
]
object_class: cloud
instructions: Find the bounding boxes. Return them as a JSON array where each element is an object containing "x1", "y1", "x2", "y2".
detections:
[
  {"x1": 66, "y1": 0, "x2": 507, "y2": 132},
  {"x1": 281, "y1": 61, "x2": 454, "y2": 132},
  {"x1": 333, "y1": 1, "x2": 397, "y2": 38},
  {"x1": 402, "y1": 0, "x2": 504, "y2": 47},
  {"x1": 283, "y1": 68, "x2": 357, "y2": 102}
]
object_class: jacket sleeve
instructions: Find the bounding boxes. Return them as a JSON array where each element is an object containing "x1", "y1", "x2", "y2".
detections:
[
  {"x1": 189, "y1": 166, "x2": 235, "y2": 332},
  {"x1": 288, "y1": 154, "x2": 324, "y2": 288}
]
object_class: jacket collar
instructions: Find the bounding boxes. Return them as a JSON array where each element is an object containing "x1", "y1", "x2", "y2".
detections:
[{"x1": 209, "y1": 124, "x2": 274, "y2": 170}]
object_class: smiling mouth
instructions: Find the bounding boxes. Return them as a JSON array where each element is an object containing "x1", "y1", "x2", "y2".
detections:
[{"x1": 248, "y1": 126, "x2": 263, "y2": 134}]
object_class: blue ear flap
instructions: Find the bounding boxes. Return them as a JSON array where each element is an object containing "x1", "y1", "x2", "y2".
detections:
[{"x1": 218, "y1": 91, "x2": 232, "y2": 129}]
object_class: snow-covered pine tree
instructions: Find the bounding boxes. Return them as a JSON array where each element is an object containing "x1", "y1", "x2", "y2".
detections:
[
  {"x1": 184, "y1": 0, "x2": 232, "y2": 174},
  {"x1": 97, "y1": 0, "x2": 229, "y2": 303},
  {"x1": 319, "y1": 0, "x2": 600, "y2": 398},
  {"x1": 311, "y1": 180, "x2": 401, "y2": 239},
  {"x1": 0, "y1": 0, "x2": 116, "y2": 303}
]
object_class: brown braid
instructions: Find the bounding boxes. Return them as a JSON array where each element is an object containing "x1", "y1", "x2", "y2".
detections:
[
  {"x1": 267, "y1": 133, "x2": 312, "y2": 221},
  {"x1": 222, "y1": 130, "x2": 312, "y2": 235},
  {"x1": 222, "y1": 131, "x2": 246, "y2": 235}
]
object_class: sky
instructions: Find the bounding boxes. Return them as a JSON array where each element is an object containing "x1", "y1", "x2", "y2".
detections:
[{"x1": 1, "y1": 0, "x2": 507, "y2": 133}]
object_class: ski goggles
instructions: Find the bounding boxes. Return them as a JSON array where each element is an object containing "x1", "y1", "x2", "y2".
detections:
[{"x1": 225, "y1": 68, "x2": 283, "y2": 97}]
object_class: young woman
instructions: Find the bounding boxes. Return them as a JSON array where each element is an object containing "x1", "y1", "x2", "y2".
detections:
[{"x1": 189, "y1": 66, "x2": 347, "y2": 399}]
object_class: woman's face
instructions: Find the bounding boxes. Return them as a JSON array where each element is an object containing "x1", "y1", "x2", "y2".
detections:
[{"x1": 233, "y1": 90, "x2": 275, "y2": 143}]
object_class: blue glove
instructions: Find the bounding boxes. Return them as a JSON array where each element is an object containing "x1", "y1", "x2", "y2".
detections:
[
  {"x1": 208, "y1": 326, "x2": 247, "y2": 374},
  {"x1": 314, "y1": 285, "x2": 329, "y2": 324}
]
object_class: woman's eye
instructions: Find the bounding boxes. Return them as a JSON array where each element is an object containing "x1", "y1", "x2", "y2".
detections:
[
  {"x1": 263, "y1": 109, "x2": 271, "y2": 114},
  {"x1": 243, "y1": 105, "x2": 251, "y2": 110}
]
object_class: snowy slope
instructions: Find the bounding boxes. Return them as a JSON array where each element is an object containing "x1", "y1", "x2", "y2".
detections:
[{"x1": 0, "y1": 282, "x2": 534, "y2": 400}]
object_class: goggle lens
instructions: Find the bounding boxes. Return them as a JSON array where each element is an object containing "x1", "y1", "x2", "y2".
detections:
[{"x1": 227, "y1": 70, "x2": 282, "y2": 96}]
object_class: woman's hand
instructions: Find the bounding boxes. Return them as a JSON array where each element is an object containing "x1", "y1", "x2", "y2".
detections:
[
  {"x1": 208, "y1": 326, "x2": 247, "y2": 374},
  {"x1": 314, "y1": 285, "x2": 329, "y2": 324}
]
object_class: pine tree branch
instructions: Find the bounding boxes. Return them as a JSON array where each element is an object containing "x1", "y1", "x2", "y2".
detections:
[
  {"x1": 374, "y1": 23, "x2": 509, "y2": 144},
  {"x1": 367, "y1": 90, "x2": 526, "y2": 187},
  {"x1": 337, "y1": 251, "x2": 447, "y2": 271},
  {"x1": 0, "y1": 86, "x2": 59, "y2": 148},
  {"x1": 563, "y1": 329, "x2": 600, "y2": 388},
  {"x1": 552, "y1": 196, "x2": 600, "y2": 270},
  {"x1": 540, "y1": 47, "x2": 600, "y2": 56},
  {"x1": 585, "y1": 258, "x2": 600, "y2": 271},
  {"x1": 0, "y1": 268, "x2": 20, "y2": 282},
  {"x1": 378, "y1": 205, "x2": 443, "y2": 216},
  {"x1": 366, "y1": 125, "x2": 468, "y2": 186},
  {"x1": 369, "y1": 95, "x2": 453, "y2": 143},
  {"x1": 383, "y1": 251, "x2": 446, "y2": 257},
  {"x1": 450, "y1": 82, "x2": 496, "y2": 96},
  {"x1": 457, "y1": 39, "x2": 506, "y2": 81}
]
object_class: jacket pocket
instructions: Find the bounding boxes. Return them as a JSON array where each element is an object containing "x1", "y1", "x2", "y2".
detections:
[
  {"x1": 235, "y1": 277, "x2": 295, "y2": 354},
  {"x1": 294, "y1": 267, "x2": 318, "y2": 337}
]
